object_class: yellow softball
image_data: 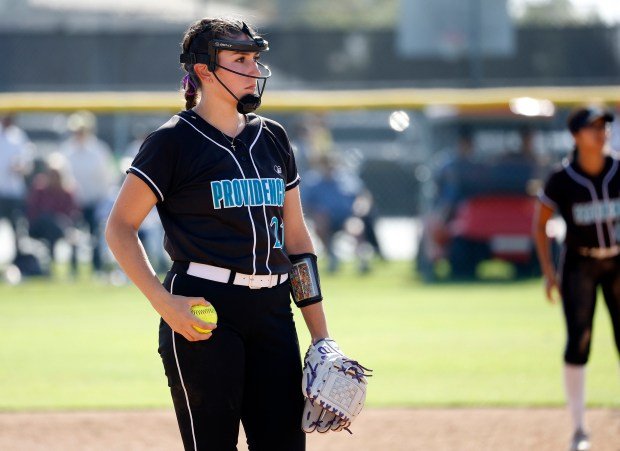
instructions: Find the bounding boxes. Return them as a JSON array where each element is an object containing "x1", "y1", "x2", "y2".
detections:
[{"x1": 190, "y1": 304, "x2": 218, "y2": 334}]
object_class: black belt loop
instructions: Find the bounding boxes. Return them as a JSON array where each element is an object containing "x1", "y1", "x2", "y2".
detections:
[
  {"x1": 171, "y1": 261, "x2": 190, "y2": 274},
  {"x1": 227, "y1": 270, "x2": 236, "y2": 284}
]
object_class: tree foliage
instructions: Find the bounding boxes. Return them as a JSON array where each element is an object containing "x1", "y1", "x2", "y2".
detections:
[
  {"x1": 515, "y1": 0, "x2": 602, "y2": 26},
  {"x1": 238, "y1": 0, "x2": 399, "y2": 29}
]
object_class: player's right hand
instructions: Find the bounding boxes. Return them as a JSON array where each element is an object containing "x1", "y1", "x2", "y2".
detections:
[
  {"x1": 544, "y1": 274, "x2": 560, "y2": 304},
  {"x1": 156, "y1": 294, "x2": 217, "y2": 341}
]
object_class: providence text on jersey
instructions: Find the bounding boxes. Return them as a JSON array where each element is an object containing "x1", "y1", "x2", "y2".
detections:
[{"x1": 211, "y1": 177, "x2": 285, "y2": 209}]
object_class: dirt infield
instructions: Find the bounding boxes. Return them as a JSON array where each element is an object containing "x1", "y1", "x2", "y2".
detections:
[{"x1": 1, "y1": 408, "x2": 619, "y2": 450}]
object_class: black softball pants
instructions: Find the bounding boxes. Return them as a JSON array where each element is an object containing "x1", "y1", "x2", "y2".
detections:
[
  {"x1": 159, "y1": 271, "x2": 306, "y2": 451},
  {"x1": 560, "y1": 249, "x2": 620, "y2": 365}
]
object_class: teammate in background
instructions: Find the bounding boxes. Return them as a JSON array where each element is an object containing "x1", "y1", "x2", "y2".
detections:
[
  {"x1": 106, "y1": 18, "x2": 331, "y2": 450},
  {"x1": 61, "y1": 111, "x2": 116, "y2": 275},
  {"x1": 533, "y1": 107, "x2": 620, "y2": 451}
]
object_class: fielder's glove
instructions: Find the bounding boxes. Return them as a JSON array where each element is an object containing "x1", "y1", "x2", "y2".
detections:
[{"x1": 301, "y1": 338, "x2": 371, "y2": 433}]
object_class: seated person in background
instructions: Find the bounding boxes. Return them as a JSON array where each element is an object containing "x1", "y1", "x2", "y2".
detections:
[
  {"x1": 302, "y1": 154, "x2": 363, "y2": 273},
  {"x1": 491, "y1": 126, "x2": 543, "y2": 194},
  {"x1": 420, "y1": 128, "x2": 478, "y2": 263},
  {"x1": 434, "y1": 128, "x2": 478, "y2": 219},
  {"x1": 26, "y1": 164, "x2": 79, "y2": 269}
]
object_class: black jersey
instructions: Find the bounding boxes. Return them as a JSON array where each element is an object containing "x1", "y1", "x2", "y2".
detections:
[
  {"x1": 540, "y1": 154, "x2": 620, "y2": 250},
  {"x1": 127, "y1": 110, "x2": 300, "y2": 275}
]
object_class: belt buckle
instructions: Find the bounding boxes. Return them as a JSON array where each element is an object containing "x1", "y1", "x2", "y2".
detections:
[{"x1": 248, "y1": 275, "x2": 262, "y2": 289}]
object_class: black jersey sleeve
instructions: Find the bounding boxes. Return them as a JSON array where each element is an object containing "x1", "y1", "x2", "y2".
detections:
[
  {"x1": 126, "y1": 129, "x2": 178, "y2": 203},
  {"x1": 284, "y1": 137, "x2": 301, "y2": 191},
  {"x1": 263, "y1": 118, "x2": 301, "y2": 191},
  {"x1": 540, "y1": 170, "x2": 562, "y2": 210}
]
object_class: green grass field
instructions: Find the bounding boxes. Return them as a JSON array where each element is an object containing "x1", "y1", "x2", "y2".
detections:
[{"x1": 0, "y1": 261, "x2": 618, "y2": 411}]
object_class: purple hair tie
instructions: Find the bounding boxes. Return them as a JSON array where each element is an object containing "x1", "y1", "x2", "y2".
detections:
[{"x1": 182, "y1": 74, "x2": 196, "y2": 95}]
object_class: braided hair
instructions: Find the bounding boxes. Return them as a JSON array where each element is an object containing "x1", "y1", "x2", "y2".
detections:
[{"x1": 180, "y1": 18, "x2": 255, "y2": 110}]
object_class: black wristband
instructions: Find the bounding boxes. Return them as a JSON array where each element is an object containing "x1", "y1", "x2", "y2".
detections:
[{"x1": 289, "y1": 253, "x2": 323, "y2": 308}]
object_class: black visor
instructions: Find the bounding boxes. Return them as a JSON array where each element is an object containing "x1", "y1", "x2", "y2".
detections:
[
  {"x1": 568, "y1": 107, "x2": 614, "y2": 134},
  {"x1": 180, "y1": 23, "x2": 269, "y2": 72}
]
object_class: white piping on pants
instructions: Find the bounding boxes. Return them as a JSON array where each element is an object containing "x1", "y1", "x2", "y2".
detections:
[{"x1": 170, "y1": 273, "x2": 198, "y2": 451}]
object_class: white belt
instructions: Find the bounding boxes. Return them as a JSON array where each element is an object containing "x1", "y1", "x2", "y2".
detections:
[
  {"x1": 186, "y1": 262, "x2": 288, "y2": 289},
  {"x1": 578, "y1": 246, "x2": 620, "y2": 259}
]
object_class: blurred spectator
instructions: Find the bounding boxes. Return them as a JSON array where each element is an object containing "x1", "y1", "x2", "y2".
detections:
[
  {"x1": 493, "y1": 127, "x2": 545, "y2": 195},
  {"x1": 434, "y1": 127, "x2": 477, "y2": 216},
  {"x1": 0, "y1": 115, "x2": 33, "y2": 262},
  {"x1": 350, "y1": 188, "x2": 385, "y2": 269},
  {"x1": 418, "y1": 128, "x2": 478, "y2": 275},
  {"x1": 302, "y1": 153, "x2": 375, "y2": 273},
  {"x1": 499, "y1": 127, "x2": 538, "y2": 164},
  {"x1": 495, "y1": 127, "x2": 540, "y2": 169},
  {"x1": 60, "y1": 110, "x2": 116, "y2": 274},
  {"x1": 26, "y1": 162, "x2": 79, "y2": 270}
]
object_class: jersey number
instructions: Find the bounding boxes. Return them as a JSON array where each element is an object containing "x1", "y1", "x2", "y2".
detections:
[{"x1": 270, "y1": 216, "x2": 284, "y2": 249}]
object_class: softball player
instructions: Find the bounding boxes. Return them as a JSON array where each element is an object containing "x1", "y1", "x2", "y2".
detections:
[
  {"x1": 106, "y1": 18, "x2": 330, "y2": 450},
  {"x1": 534, "y1": 107, "x2": 620, "y2": 451}
]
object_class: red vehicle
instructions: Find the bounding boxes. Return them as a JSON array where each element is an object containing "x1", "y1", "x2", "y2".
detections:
[{"x1": 417, "y1": 158, "x2": 542, "y2": 280}]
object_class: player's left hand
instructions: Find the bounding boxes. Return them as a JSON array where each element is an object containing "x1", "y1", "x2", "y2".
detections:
[
  {"x1": 300, "y1": 338, "x2": 371, "y2": 433},
  {"x1": 544, "y1": 273, "x2": 561, "y2": 304}
]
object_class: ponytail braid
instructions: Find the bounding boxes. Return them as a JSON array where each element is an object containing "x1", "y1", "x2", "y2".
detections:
[
  {"x1": 182, "y1": 73, "x2": 198, "y2": 110},
  {"x1": 184, "y1": 91, "x2": 196, "y2": 110}
]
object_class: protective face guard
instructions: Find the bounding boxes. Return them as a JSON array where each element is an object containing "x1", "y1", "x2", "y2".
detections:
[
  {"x1": 180, "y1": 37, "x2": 269, "y2": 72},
  {"x1": 179, "y1": 23, "x2": 271, "y2": 114}
]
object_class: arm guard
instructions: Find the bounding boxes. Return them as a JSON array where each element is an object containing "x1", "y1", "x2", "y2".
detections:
[{"x1": 289, "y1": 253, "x2": 323, "y2": 308}]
